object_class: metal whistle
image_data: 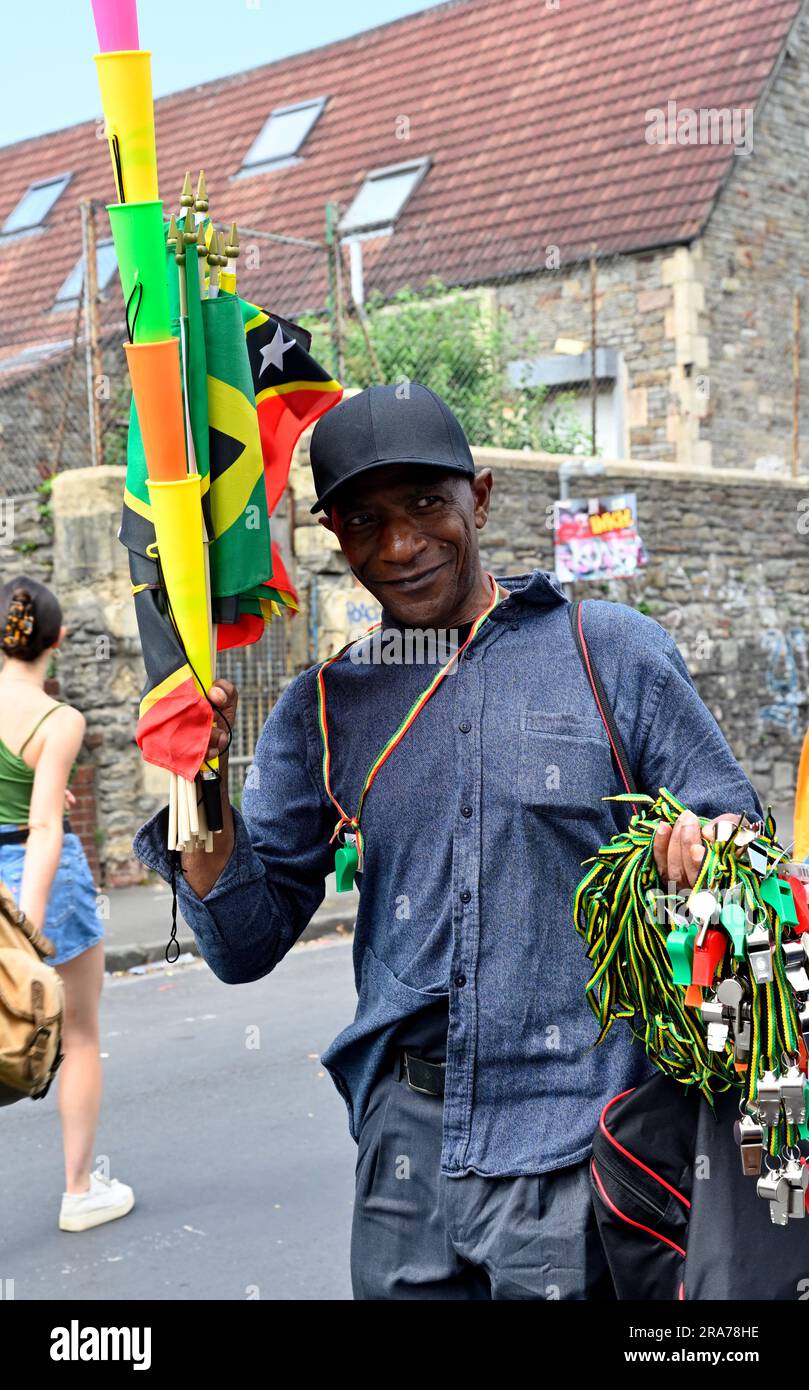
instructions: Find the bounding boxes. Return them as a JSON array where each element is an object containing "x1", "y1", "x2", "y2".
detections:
[
  {"x1": 780, "y1": 1066, "x2": 808, "y2": 1126},
  {"x1": 782, "y1": 939, "x2": 809, "y2": 994},
  {"x1": 733, "y1": 1114, "x2": 764, "y2": 1177},
  {"x1": 756, "y1": 1069, "x2": 782, "y2": 1127},
  {"x1": 746, "y1": 923, "x2": 774, "y2": 984},
  {"x1": 757, "y1": 1168, "x2": 790, "y2": 1226},
  {"x1": 784, "y1": 1158, "x2": 809, "y2": 1220}
]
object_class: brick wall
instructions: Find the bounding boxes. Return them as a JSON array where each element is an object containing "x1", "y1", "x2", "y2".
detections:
[{"x1": 66, "y1": 763, "x2": 101, "y2": 883}]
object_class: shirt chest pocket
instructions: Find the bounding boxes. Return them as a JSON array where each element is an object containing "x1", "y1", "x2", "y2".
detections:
[{"x1": 516, "y1": 710, "x2": 617, "y2": 820}]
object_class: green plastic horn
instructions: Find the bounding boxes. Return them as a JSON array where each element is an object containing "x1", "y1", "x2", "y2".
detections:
[{"x1": 107, "y1": 201, "x2": 171, "y2": 343}]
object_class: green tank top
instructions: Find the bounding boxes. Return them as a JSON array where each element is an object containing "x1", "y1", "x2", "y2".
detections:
[{"x1": 0, "y1": 703, "x2": 68, "y2": 825}]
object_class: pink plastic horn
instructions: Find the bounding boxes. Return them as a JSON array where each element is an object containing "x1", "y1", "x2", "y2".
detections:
[{"x1": 91, "y1": 0, "x2": 140, "y2": 52}]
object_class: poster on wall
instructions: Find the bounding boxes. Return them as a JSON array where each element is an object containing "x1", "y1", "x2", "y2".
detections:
[{"x1": 553, "y1": 493, "x2": 647, "y2": 583}]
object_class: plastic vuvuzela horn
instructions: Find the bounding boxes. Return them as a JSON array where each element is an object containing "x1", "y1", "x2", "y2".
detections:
[
  {"x1": 123, "y1": 338, "x2": 186, "y2": 482},
  {"x1": 107, "y1": 201, "x2": 171, "y2": 341},
  {"x1": 94, "y1": 50, "x2": 158, "y2": 202},
  {"x1": 91, "y1": 0, "x2": 139, "y2": 51}
]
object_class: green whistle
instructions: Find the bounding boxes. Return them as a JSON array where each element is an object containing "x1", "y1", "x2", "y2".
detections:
[
  {"x1": 760, "y1": 874, "x2": 799, "y2": 925},
  {"x1": 798, "y1": 1088, "x2": 809, "y2": 1143},
  {"x1": 335, "y1": 841, "x2": 359, "y2": 893},
  {"x1": 720, "y1": 901, "x2": 748, "y2": 959},
  {"x1": 666, "y1": 922, "x2": 698, "y2": 986}
]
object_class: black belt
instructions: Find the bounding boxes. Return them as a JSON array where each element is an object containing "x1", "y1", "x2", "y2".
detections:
[
  {"x1": 0, "y1": 817, "x2": 73, "y2": 845},
  {"x1": 398, "y1": 1049, "x2": 446, "y2": 1098}
]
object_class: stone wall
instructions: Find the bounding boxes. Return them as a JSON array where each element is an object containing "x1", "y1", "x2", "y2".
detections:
[
  {"x1": 0, "y1": 488, "x2": 104, "y2": 877},
  {"x1": 698, "y1": 1, "x2": 809, "y2": 471},
  {"x1": 495, "y1": 249, "x2": 680, "y2": 464},
  {"x1": 49, "y1": 466, "x2": 156, "y2": 886},
  {"x1": 6, "y1": 446, "x2": 805, "y2": 881},
  {"x1": 291, "y1": 437, "x2": 808, "y2": 828}
]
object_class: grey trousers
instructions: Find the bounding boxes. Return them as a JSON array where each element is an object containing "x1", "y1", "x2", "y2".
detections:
[{"x1": 350, "y1": 1060, "x2": 615, "y2": 1300}]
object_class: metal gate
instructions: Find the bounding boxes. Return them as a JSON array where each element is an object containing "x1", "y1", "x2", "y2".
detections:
[{"x1": 217, "y1": 617, "x2": 291, "y2": 807}]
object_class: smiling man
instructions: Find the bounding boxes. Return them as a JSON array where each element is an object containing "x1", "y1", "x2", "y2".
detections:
[{"x1": 134, "y1": 382, "x2": 763, "y2": 1300}]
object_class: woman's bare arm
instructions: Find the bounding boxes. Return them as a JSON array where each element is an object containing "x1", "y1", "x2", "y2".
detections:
[{"x1": 19, "y1": 707, "x2": 86, "y2": 930}]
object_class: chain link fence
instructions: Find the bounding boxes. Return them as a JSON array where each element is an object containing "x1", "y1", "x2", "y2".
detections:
[{"x1": 2, "y1": 196, "x2": 806, "y2": 503}]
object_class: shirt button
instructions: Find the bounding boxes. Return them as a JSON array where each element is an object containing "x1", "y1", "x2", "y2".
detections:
[
  {"x1": 460, "y1": 889, "x2": 471, "y2": 903},
  {"x1": 459, "y1": 721, "x2": 471, "y2": 733},
  {"x1": 461, "y1": 805, "x2": 473, "y2": 818},
  {"x1": 464, "y1": 648, "x2": 474, "y2": 660},
  {"x1": 455, "y1": 973, "x2": 467, "y2": 988}
]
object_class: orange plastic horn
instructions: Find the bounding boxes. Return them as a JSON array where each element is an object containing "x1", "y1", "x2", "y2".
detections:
[{"x1": 123, "y1": 339, "x2": 187, "y2": 482}]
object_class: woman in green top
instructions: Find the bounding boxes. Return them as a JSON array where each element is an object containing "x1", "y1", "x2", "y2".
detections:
[{"x1": 0, "y1": 575, "x2": 133, "y2": 1232}]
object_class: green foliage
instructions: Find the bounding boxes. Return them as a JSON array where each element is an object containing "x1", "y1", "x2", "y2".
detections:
[
  {"x1": 304, "y1": 279, "x2": 596, "y2": 456},
  {"x1": 103, "y1": 388, "x2": 130, "y2": 469},
  {"x1": 36, "y1": 477, "x2": 53, "y2": 536}
]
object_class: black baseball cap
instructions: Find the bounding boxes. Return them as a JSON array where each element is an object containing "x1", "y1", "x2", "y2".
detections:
[{"x1": 308, "y1": 382, "x2": 476, "y2": 514}]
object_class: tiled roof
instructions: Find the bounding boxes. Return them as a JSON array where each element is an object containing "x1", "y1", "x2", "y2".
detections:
[{"x1": 0, "y1": 0, "x2": 801, "y2": 357}]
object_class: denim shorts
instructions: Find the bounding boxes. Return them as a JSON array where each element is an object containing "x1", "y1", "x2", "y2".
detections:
[{"x1": 0, "y1": 827, "x2": 104, "y2": 967}]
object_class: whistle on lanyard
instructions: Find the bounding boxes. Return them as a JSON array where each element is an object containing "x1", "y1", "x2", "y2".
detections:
[
  {"x1": 719, "y1": 976, "x2": 750, "y2": 1062},
  {"x1": 334, "y1": 827, "x2": 361, "y2": 893},
  {"x1": 761, "y1": 874, "x2": 799, "y2": 926},
  {"x1": 782, "y1": 937, "x2": 809, "y2": 995},
  {"x1": 779, "y1": 1063, "x2": 808, "y2": 1127},
  {"x1": 719, "y1": 899, "x2": 748, "y2": 960},
  {"x1": 733, "y1": 1112, "x2": 764, "y2": 1178},
  {"x1": 756, "y1": 1069, "x2": 783, "y2": 1128},
  {"x1": 783, "y1": 1156, "x2": 809, "y2": 1219},
  {"x1": 701, "y1": 977, "x2": 750, "y2": 1061},
  {"x1": 746, "y1": 922, "x2": 774, "y2": 984},
  {"x1": 701, "y1": 993, "x2": 728, "y2": 1052},
  {"x1": 691, "y1": 928, "x2": 726, "y2": 988},
  {"x1": 665, "y1": 917, "x2": 698, "y2": 986},
  {"x1": 784, "y1": 875, "x2": 809, "y2": 935},
  {"x1": 761, "y1": 1155, "x2": 809, "y2": 1222},
  {"x1": 757, "y1": 1166, "x2": 791, "y2": 1226}
]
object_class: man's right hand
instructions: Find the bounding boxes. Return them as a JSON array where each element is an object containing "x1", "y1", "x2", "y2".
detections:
[
  {"x1": 181, "y1": 679, "x2": 240, "y2": 898},
  {"x1": 207, "y1": 679, "x2": 238, "y2": 761}
]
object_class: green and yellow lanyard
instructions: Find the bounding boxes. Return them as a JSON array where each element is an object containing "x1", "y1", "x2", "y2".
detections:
[
  {"x1": 316, "y1": 572, "x2": 506, "y2": 892},
  {"x1": 574, "y1": 788, "x2": 809, "y2": 1204}
]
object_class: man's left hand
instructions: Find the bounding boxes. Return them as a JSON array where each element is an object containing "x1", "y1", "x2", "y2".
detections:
[{"x1": 653, "y1": 811, "x2": 746, "y2": 892}]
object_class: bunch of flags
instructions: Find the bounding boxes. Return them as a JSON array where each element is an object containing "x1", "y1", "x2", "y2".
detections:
[{"x1": 89, "y1": 0, "x2": 341, "y2": 849}]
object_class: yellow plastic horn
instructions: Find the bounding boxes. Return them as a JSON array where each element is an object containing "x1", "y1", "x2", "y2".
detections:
[
  {"x1": 147, "y1": 474, "x2": 213, "y2": 708},
  {"x1": 94, "y1": 50, "x2": 159, "y2": 203}
]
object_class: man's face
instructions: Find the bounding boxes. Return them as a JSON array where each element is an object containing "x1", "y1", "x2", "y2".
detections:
[{"x1": 319, "y1": 462, "x2": 493, "y2": 626}]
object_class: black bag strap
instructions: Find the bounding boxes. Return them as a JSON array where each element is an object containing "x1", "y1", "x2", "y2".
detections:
[{"x1": 568, "y1": 599, "x2": 640, "y2": 804}]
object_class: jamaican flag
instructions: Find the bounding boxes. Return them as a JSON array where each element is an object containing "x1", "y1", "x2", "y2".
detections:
[{"x1": 120, "y1": 219, "x2": 341, "y2": 773}]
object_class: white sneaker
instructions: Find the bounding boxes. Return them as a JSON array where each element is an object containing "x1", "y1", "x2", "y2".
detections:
[{"x1": 59, "y1": 1170, "x2": 135, "y2": 1232}]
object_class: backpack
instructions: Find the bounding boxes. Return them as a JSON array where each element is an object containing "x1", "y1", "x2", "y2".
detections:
[
  {"x1": 569, "y1": 599, "x2": 809, "y2": 1300},
  {"x1": 0, "y1": 878, "x2": 64, "y2": 1105},
  {"x1": 590, "y1": 1073, "x2": 809, "y2": 1299}
]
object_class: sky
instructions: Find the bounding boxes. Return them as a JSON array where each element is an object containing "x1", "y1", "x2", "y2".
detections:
[{"x1": 1, "y1": 0, "x2": 448, "y2": 148}]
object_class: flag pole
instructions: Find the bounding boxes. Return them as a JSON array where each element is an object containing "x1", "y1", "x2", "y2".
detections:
[
  {"x1": 186, "y1": 175, "x2": 219, "y2": 845},
  {"x1": 194, "y1": 171, "x2": 209, "y2": 300}
]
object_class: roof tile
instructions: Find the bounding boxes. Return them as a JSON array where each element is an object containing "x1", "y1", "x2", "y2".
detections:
[{"x1": 0, "y1": 0, "x2": 801, "y2": 356}]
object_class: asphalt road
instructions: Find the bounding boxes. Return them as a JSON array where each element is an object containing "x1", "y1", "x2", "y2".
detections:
[{"x1": 0, "y1": 937, "x2": 358, "y2": 1301}]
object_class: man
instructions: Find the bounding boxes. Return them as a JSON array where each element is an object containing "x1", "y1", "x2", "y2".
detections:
[{"x1": 134, "y1": 382, "x2": 762, "y2": 1300}]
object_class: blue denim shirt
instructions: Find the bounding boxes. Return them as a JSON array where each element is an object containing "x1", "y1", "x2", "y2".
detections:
[{"x1": 133, "y1": 569, "x2": 763, "y2": 1177}]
